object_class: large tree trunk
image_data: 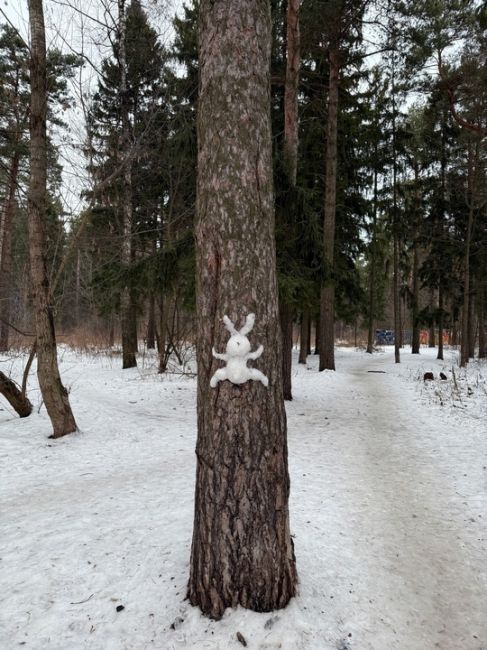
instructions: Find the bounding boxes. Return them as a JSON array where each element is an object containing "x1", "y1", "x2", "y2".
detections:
[
  {"x1": 119, "y1": 0, "x2": 137, "y2": 369},
  {"x1": 188, "y1": 0, "x2": 297, "y2": 620},
  {"x1": 298, "y1": 310, "x2": 309, "y2": 364},
  {"x1": 0, "y1": 154, "x2": 19, "y2": 352},
  {"x1": 27, "y1": 0, "x2": 77, "y2": 438},
  {"x1": 279, "y1": 0, "x2": 300, "y2": 399},
  {"x1": 319, "y1": 46, "x2": 339, "y2": 372}
]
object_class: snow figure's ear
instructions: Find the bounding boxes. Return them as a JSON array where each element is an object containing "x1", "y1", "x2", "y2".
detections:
[
  {"x1": 239, "y1": 313, "x2": 255, "y2": 336},
  {"x1": 223, "y1": 315, "x2": 238, "y2": 335}
]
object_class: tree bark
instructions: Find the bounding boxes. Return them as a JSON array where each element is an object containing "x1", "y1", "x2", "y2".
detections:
[
  {"x1": 279, "y1": 0, "x2": 300, "y2": 399},
  {"x1": 314, "y1": 313, "x2": 320, "y2": 354},
  {"x1": 0, "y1": 154, "x2": 19, "y2": 352},
  {"x1": 298, "y1": 310, "x2": 309, "y2": 364},
  {"x1": 319, "y1": 46, "x2": 339, "y2": 372},
  {"x1": 468, "y1": 288, "x2": 476, "y2": 360},
  {"x1": 118, "y1": 0, "x2": 137, "y2": 369},
  {"x1": 27, "y1": 0, "x2": 77, "y2": 438},
  {"x1": 460, "y1": 144, "x2": 477, "y2": 367},
  {"x1": 279, "y1": 302, "x2": 293, "y2": 400},
  {"x1": 478, "y1": 286, "x2": 486, "y2": 359},
  {"x1": 428, "y1": 288, "x2": 436, "y2": 348},
  {"x1": 188, "y1": 0, "x2": 297, "y2": 620},
  {"x1": 0, "y1": 371, "x2": 33, "y2": 418},
  {"x1": 157, "y1": 294, "x2": 167, "y2": 373},
  {"x1": 437, "y1": 283, "x2": 444, "y2": 360},
  {"x1": 411, "y1": 242, "x2": 420, "y2": 354},
  {"x1": 146, "y1": 293, "x2": 155, "y2": 349},
  {"x1": 284, "y1": 0, "x2": 300, "y2": 186}
]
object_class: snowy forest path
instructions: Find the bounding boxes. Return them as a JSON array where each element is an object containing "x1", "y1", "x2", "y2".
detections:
[{"x1": 288, "y1": 349, "x2": 487, "y2": 649}]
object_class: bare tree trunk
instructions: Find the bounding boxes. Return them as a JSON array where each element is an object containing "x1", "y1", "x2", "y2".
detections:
[
  {"x1": 0, "y1": 154, "x2": 19, "y2": 352},
  {"x1": 280, "y1": 302, "x2": 293, "y2": 400},
  {"x1": 0, "y1": 371, "x2": 33, "y2": 418},
  {"x1": 75, "y1": 247, "x2": 81, "y2": 325},
  {"x1": 478, "y1": 286, "x2": 486, "y2": 359},
  {"x1": 437, "y1": 283, "x2": 444, "y2": 360},
  {"x1": 319, "y1": 46, "x2": 339, "y2": 372},
  {"x1": 147, "y1": 293, "x2": 155, "y2": 349},
  {"x1": 118, "y1": 0, "x2": 136, "y2": 369},
  {"x1": 314, "y1": 312, "x2": 320, "y2": 354},
  {"x1": 188, "y1": 0, "x2": 297, "y2": 619},
  {"x1": 27, "y1": 0, "x2": 77, "y2": 438},
  {"x1": 157, "y1": 294, "x2": 167, "y2": 373},
  {"x1": 460, "y1": 144, "x2": 477, "y2": 367},
  {"x1": 299, "y1": 310, "x2": 309, "y2": 364},
  {"x1": 468, "y1": 289, "x2": 476, "y2": 359},
  {"x1": 411, "y1": 243, "x2": 420, "y2": 354},
  {"x1": 366, "y1": 167, "x2": 378, "y2": 354},
  {"x1": 279, "y1": 0, "x2": 300, "y2": 399},
  {"x1": 428, "y1": 288, "x2": 436, "y2": 348}
]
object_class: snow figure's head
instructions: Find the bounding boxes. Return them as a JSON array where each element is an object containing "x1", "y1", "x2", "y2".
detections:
[{"x1": 224, "y1": 313, "x2": 254, "y2": 358}]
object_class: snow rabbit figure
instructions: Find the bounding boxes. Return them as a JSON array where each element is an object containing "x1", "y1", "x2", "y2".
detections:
[{"x1": 210, "y1": 313, "x2": 269, "y2": 388}]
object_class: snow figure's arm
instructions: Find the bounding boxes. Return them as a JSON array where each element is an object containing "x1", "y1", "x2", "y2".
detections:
[
  {"x1": 212, "y1": 347, "x2": 228, "y2": 362},
  {"x1": 246, "y1": 344, "x2": 264, "y2": 361},
  {"x1": 239, "y1": 313, "x2": 255, "y2": 336},
  {"x1": 223, "y1": 315, "x2": 238, "y2": 335}
]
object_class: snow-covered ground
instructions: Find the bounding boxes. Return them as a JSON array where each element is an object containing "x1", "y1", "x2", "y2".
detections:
[{"x1": 1, "y1": 345, "x2": 486, "y2": 650}]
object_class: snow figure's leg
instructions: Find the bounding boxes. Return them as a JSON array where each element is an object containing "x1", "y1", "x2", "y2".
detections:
[
  {"x1": 210, "y1": 368, "x2": 228, "y2": 388},
  {"x1": 247, "y1": 344, "x2": 263, "y2": 361},
  {"x1": 249, "y1": 368, "x2": 269, "y2": 387}
]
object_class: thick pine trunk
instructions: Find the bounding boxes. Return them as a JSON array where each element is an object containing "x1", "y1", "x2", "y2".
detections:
[
  {"x1": 298, "y1": 310, "x2": 309, "y2": 364},
  {"x1": 27, "y1": 0, "x2": 77, "y2": 438},
  {"x1": 319, "y1": 47, "x2": 339, "y2": 372},
  {"x1": 188, "y1": 0, "x2": 297, "y2": 619}
]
